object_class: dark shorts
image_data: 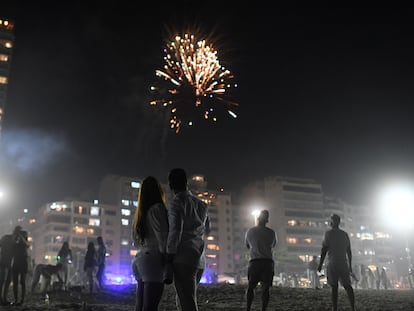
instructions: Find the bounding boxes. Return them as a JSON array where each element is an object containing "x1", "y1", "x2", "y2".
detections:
[
  {"x1": 248, "y1": 259, "x2": 274, "y2": 286},
  {"x1": 327, "y1": 262, "x2": 351, "y2": 287}
]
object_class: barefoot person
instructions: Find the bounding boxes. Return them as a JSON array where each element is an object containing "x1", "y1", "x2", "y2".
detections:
[
  {"x1": 318, "y1": 214, "x2": 356, "y2": 311},
  {"x1": 245, "y1": 209, "x2": 277, "y2": 311}
]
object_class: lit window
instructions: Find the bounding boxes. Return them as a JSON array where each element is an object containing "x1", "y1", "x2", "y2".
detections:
[
  {"x1": 121, "y1": 219, "x2": 129, "y2": 226},
  {"x1": 0, "y1": 40, "x2": 12, "y2": 49},
  {"x1": 121, "y1": 200, "x2": 130, "y2": 206},
  {"x1": 90, "y1": 206, "x2": 100, "y2": 216},
  {"x1": 132, "y1": 201, "x2": 138, "y2": 207},
  {"x1": 206, "y1": 244, "x2": 220, "y2": 251},
  {"x1": 73, "y1": 226, "x2": 85, "y2": 234},
  {"x1": 89, "y1": 218, "x2": 100, "y2": 226},
  {"x1": 131, "y1": 181, "x2": 140, "y2": 189},
  {"x1": 287, "y1": 219, "x2": 297, "y2": 226},
  {"x1": 360, "y1": 233, "x2": 374, "y2": 241},
  {"x1": 207, "y1": 236, "x2": 215, "y2": 241},
  {"x1": 0, "y1": 54, "x2": 8, "y2": 62},
  {"x1": 121, "y1": 239, "x2": 129, "y2": 246},
  {"x1": 287, "y1": 237, "x2": 297, "y2": 244},
  {"x1": 206, "y1": 254, "x2": 217, "y2": 258},
  {"x1": 121, "y1": 209, "x2": 131, "y2": 216},
  {"x1": 130, "y1": 249, "x2": 138, "y2": 256},
  {"x1": 303, "y1": 238, "x2": 313, "y2": 244}
]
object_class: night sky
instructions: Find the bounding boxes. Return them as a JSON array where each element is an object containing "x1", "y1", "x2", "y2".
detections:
[{"x1": 1, "y1": 3, "x2": 414, "y2": 215}]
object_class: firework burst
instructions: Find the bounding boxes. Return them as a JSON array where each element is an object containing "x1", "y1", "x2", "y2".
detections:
[{"x1": 150, "y1": 33, "x2": 238, "y2": 133}]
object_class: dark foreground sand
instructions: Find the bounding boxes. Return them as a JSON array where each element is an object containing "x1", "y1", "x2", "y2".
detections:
[{"x1": 2, "y1": 284, "x2": 413, "y2": 310}]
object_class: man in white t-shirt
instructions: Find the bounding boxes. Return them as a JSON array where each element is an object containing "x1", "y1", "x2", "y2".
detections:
[
  {"x1": 245, "y1": 210, "x2": 277, "y2": 311},
  {"x1": 318, "y1": 214, "x2": 355, "y2": 311}
]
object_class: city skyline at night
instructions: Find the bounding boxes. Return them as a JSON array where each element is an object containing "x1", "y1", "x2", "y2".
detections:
[{"x1": 1, "y1": 4, "x2": 414, "y2": 220}]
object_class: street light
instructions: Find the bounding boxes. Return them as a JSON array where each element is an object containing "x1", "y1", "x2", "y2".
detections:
[
  {"x1": 378, "y1": 182, "x2": 414, "y2": 271},
  {"x1": 251, "y1": 209, "x2": 261, "y2": 226}
]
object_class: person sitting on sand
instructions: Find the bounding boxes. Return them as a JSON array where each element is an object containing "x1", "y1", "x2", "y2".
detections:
[
  {"x1": 318, "y1": 214, "x2": 356, "y2": 311},
  {"x1": 245, "y1": 209, "x2": 277, "y2": 311}
]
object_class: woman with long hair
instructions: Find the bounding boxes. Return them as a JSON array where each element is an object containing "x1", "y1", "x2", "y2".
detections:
[
  {"x1": 57, "y1": 241, "x2": 72, "y2": 290},
  {"x1": 132, "y1": 176, "x2": 169, "y2": 311}
]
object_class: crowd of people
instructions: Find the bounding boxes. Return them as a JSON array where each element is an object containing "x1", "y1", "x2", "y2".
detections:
[
  {"x1": 0, "y1": 167, "x2": 400, "y2": 311},
  {"x1": 0, "y1": 226, "x2": 107, "y2": 305}
]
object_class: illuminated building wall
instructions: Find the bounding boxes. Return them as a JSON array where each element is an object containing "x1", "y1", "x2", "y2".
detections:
[
  {"x1": 0, "y1": 18, "x2": 14, "y2": 140},
  {"x1": 188, "y1": 175, "x2": 235, "y2": 280},
  {"x1": 235, "y1": 177, "x2": 326, "y2": 274},
  {"x1": 264, "y1": 177, "x2": 326, "y2": 263},
  {"x1": 97, "y1": 174, "x2": 142, "y2": 277}
]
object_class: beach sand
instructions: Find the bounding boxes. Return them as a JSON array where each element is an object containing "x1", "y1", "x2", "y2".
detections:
[{"x1": 1, "y1": 284, "x2": 413, "y2": 310}]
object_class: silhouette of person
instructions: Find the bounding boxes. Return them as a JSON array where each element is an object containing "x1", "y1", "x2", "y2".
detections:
[
  {"x1": 57, "y1": 241, "x2": 72, "y2": 290},
  {"x1": 96, "y1": 236, "x2": 106, "y2": 290},
  {"x1": 318, "y1": 214, "x2": 355, "y2": 311},
  {"x1": 11, "y1": 227, "x2": 30, "y2": 305},
  {"x1": 132, "y1": 176, "x2": 169, "y2": 311},
  {"x1": 380, "y1": 267, "x2": 389, "y2": 290},
  {"x1": 308, "y1": 255, "x2": 320, "y2": 289},
  {"x1": 166, "y1": 168, "x2": 209, "y2": 311},
  {"x1": 83, "y1": 241, "x2": 97, "y2": 294},
  {"x1": 245, "y1": 209, "x2": 277, "y2": 311},
  {"x1": 367, "y1": 266, "x2": 375, "y2": 289},
  {"x1": 359, "y1": 264, "x2": 368, "y2": 289},
  {"x1": 0, "y1": 231, "x2": 14, "y2": 305},
  {"x1": 375, "y1": 266, "x2": 381, "y2": 290}
]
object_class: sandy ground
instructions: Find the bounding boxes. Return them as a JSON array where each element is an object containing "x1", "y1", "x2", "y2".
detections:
[{"x1": 1, "y1": 284, "x2": 413, "y2": 310}]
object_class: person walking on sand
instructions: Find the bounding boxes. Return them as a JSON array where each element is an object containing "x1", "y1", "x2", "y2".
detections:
[
  {"x1": 96, "y1": 236, "x2": 106, "y2": 290},
  {"x1": 309, "y1": 255, "x2": 320, "y2": 289},
  {"x1": 318, "y1": 214, "x2": 356, "y2": 311},
  {"x1": 245, "y1": 209, "x2": 277, "y2": 311},
  {"x1": 84, "y1": 241, "x2": 97, "y2": 295},
  {"x1": 132, "y1": 176, "x2": 169, "y2": 311},
  {"x1": 166, "y1": 168, "x2": 209, "y2": 311}
]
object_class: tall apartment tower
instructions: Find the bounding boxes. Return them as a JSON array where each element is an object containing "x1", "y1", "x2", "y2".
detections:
[
  {"x1": 188, "y1": 175, "x2": 235, "y2": 282},
  {"x1": 0, "y1": 18, "x2": 14, "y2": 139},
  {"x1": 98, "y1": 174, "x2": 142, "y2": 275}
]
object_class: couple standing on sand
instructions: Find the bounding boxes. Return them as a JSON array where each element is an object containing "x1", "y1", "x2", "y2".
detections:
[{"x1": 131, "y1": 168, "x2": 209, "y2": 311}]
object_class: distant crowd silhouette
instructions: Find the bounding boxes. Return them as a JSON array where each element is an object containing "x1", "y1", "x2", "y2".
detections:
[{"x1": 0, "y1": 227, "x2": 106, "y2": 306}]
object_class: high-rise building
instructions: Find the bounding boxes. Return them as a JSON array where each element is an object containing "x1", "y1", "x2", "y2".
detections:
[
  {"x1": 188, "y1": 175, "x2": 235, "y2": 282},
  {"x1": 0, "y1": 18, "x2": 14, "y2": 139}
]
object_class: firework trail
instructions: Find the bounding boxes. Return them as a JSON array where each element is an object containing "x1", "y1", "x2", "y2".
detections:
[{"x1": 150, "y1": 33, "x2": 239, "y2": 133}]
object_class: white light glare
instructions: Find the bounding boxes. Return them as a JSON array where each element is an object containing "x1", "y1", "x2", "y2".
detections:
[{"x1": 378, "y1": 183, "x2": 414, "y2": 231}]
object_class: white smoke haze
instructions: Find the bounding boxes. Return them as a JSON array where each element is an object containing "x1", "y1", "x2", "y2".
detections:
[{"x1": 0, "y1": 128, "x2": 68, "y2": 174}]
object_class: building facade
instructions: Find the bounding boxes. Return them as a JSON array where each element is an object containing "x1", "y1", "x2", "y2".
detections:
[
  {"x1": 30, "y1": 200, "x2": 130, "y2": 285},
  {"x1": 0, "y1": 18, "x2": 14, "y2": 139}
]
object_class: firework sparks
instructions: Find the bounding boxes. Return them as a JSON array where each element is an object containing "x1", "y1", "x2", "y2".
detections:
[{"x1": 150, "y1": 33, "x2": 238, "y2": 133}]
